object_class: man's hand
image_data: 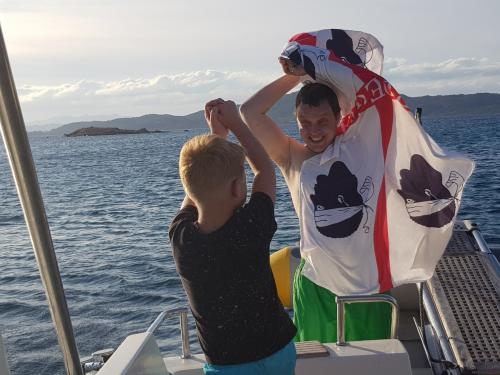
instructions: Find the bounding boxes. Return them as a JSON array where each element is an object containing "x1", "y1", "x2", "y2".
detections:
[
  {"x1": 279, "y1": 57, "x2": 306, "y2": 76},
  {"x1": 204, "y1": 99, "x2": 229, "y2": 138}
]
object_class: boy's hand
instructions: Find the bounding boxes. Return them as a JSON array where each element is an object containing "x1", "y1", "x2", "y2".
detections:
[
  {"x1": 205, "y1": 99, "x2": 229, "y2": 138},
  {"x1": 279, "y1": 57, "x2": 306, "y2": 76},
  {"x1": 215, "y1": 100, "x2": 244, "y2": 130}
]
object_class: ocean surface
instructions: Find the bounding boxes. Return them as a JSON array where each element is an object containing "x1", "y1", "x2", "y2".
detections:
[{"x1": 0, "y1": 116, "x2": 499, "y2": 375}]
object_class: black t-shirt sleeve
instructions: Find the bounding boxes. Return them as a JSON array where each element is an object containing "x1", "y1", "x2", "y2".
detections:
[
  {"x1": 168, "y1": 205, "x2": 198, "y2": 242},
  {"x1": 239, "y1": 192, "x2": 277, "y2": 239}
]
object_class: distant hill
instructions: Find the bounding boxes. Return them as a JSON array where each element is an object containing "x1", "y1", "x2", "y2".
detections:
[
  {"x1": 402, "y1": 93, "x2": 500, "y2": 118},
  {"x1": 31, "y1": 93, "x2": 500, "y2": 136},
  {"x1": 271, "y1": 92, "x2": 500, "y2": 121},
  {"x1": 65, "y1": 127, "x2": 163, "y2": 137},
  {"x1": 33, "y1": 112, "x2": 205, "y2": 136}
]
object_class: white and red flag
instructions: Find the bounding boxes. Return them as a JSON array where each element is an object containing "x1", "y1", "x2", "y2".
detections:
[{"x1": 282, "y1": 29, "x2": 474, "y2": 295}]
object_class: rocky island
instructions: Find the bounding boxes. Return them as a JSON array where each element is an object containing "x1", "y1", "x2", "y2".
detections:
[{"x1": 65, "y1": 127, "x2": 163, "y2": 137}]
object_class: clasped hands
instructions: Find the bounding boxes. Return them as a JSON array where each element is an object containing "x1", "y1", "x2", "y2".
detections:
[{"x1": 204, "y1": 98, "x2": 244, "y2": 138}]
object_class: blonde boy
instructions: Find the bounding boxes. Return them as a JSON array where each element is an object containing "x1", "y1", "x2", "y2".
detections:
[{"x1": 169, "y1": 99, "x2": 296, "y2": 375}]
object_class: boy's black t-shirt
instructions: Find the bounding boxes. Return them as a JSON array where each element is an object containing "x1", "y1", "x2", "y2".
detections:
[{"x1": 169, "y1": 192, "x2": 296, "y2": 365}]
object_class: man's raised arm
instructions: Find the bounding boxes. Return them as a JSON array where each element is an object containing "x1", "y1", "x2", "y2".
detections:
[
  {"x1": 215, "y1": 100, "x2": 276, "y2": 204},
  {"x1": 239, "y1": 75, "x2": 301, "y2": 167}
]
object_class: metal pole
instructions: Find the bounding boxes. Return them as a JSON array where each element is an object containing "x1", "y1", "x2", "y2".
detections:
[
  {"x1": 420, "y1": 284, "x2": 460, "y2": 375},
  {"x1": 415, "y1": 107, "x2": 422, "y2": 126},
  {"x1": 147, "y1": 308, "x2": 191, "y2": 359},
  {"x1": 146, "y1": 307, "x2": 187, "y2": 334},
  {"x1": 463, "y1": 220, "x2": 500, "y2": 275},
  {"x1": 336, "y1": 298, "x2": 346, "y2": 346},
  {"x1": 335, "y1": 294, "x2": 399, "y2": 346},
  {"x1": 0, "y1": 335, "x2": 12, "y2": 375},
  {"x1": 180, "y1": 312, "x2": 191, "y2": 359},
  {"x1": 0, "y1": 25, "x2": 83, "y2": 375}
]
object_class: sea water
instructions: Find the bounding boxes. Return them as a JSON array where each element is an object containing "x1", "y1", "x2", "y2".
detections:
[{"x1": 0, "y1": 116, "x2": 498, "y2": 375}]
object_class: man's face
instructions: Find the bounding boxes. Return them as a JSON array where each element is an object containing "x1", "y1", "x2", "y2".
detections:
[{"x1": 296, "y1": 101, "x2": 339, "y2": 154}]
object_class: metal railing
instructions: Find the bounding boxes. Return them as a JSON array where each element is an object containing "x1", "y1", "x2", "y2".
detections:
[
  {"x1": 418, "y1": 283, "x2": 460, "y2": 375},
  {"x1": 0, "y1": 24, "x2": 83, "y2": 375},
  {"x1": 147, "y1": 308, "x2": 191, "y2": 359},
  {"x1": 464, "y1": 219, "x2": 500, "y2": 275},
  {"x1": 335, "y1": 294, "x2": 399, "y2": 346}
]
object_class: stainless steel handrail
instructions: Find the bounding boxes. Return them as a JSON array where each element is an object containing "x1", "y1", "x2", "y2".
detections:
[
  {"x1": 0, "y1": 25, "x2": 83, "y2": 375},
  {"x1": 335, "y1": 294, "x2": 399, "y2": 346},
  {"x1": 147, "y1": 308, "x2": 191, "y2": 359},
  {"x1": 464, "y1": 220, "x2": 500, "y2": 275},
  {"x1": 419, "y1": 283, "x2": 460, "y2": 375}
]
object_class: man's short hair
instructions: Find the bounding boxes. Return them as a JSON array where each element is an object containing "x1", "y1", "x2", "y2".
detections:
[
  {"x1": 295, "y1": 83, "x2": 341, "y2": 117},
  {"x1": 179, "y1": 134, "x2": 246, "y2": 201}
]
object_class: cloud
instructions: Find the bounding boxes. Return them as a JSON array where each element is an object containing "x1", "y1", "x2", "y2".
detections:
[
  {"x1": 384, "y1": 57, "x2": 500, "y2": 96},
  {"x1": 18, "y1": 57, "x2": 500, "y2": 127},
  {"x1": 18, "y1": 70, "x2": 275, "y2": 127},
  {"x1": 94, "y1": 71, "x2": 242, "y2": 96}
]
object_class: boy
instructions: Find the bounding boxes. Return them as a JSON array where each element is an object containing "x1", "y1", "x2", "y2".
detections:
[{"x1": 169, "y1": 99, "x2": 297, "y2": 375}]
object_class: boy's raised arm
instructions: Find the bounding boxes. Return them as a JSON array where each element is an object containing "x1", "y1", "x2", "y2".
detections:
[
  {"x1": 216, "y1": 100, "x2": 276, "y2": 204},
  {"x1": 179, "y1": 99, "x2": 229, "y2": 210},
  {"x1": 239, "y1": 74, "x2": 301, "y2": 168}
]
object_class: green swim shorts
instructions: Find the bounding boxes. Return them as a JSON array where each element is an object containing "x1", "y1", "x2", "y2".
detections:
[{"x1": 293, "y1": 259, "x2": 392, "y2": 342}]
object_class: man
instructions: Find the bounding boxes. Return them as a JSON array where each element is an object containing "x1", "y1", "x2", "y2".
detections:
[{"x1": 239, "y1": 59, "x2": 391, "y2": 342}]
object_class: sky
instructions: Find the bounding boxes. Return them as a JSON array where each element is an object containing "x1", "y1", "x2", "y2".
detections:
[{"x1": 2, "y1": 0, "x2": 500, "y2": 128}]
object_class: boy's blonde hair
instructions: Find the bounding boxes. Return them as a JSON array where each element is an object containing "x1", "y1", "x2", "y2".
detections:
[{"x1": 179, "y1": 134, "x2": 246, "y2": 201}]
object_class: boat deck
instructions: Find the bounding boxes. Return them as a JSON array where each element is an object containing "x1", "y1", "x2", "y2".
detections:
[
  {"x1": 426, "y1": 222, "x2": 500, "y2": 374},
  {"x1": 94, "y1": 220, "x2": 500, "y2": 375}
]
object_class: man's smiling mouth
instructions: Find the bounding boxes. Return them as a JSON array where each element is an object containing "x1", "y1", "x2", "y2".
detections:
[{"x1": 309, "y1": 136, "x2": 325, "y2": 144}]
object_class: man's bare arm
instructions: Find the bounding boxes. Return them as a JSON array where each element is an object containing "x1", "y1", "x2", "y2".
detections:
[
  {"x1": 239, "y1": 75, "x2": 302, "y2": 167},
  {"x1": 216, "y1": 100, "x2": 276, "y2": 203}
]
